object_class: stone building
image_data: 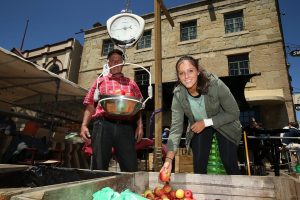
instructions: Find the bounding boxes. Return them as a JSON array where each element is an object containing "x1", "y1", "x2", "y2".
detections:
[
  {"x1": 78, "y1": 0, "x2": 295, "y2": 133},
  {"x1": 23, "y1": 38, "x2": 83, "y2": 84}
]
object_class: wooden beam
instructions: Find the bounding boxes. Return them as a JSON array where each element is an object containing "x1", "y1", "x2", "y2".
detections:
[
  {"x1": 157, "y1": 0, "x2": 174, "y2": 27},
  {"x1": 153, "y1": 0, "x2": 174, "y2": 171},
  {"x1": 153, "y1": 0, "x2": 163, "y2": 171}
]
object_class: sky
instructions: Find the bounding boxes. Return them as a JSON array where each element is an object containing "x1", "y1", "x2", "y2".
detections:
[{"x1": 0, "y1": 0, "x2": 299, "y2": 121}]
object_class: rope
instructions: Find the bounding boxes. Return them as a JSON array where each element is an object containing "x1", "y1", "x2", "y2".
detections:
[{"x1": 124, "y1": 0, "x2": 131, "y2": 12}]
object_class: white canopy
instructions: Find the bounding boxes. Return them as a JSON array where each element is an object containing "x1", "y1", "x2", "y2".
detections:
[{"x1": 0, "y1": 47, "x2": 87, "y2": 123}]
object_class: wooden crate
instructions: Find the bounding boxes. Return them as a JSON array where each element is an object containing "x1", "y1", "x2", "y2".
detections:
[
  {"x1": 137, "y1": 160, "x2": 147, "y2": 171},
  {"x1": 148, "y1": 153, "x2": 154, "y2": 171},
  {"x1": 9, "y1": 171, "x2": 300, "y2": 200},
  {"x1": 175, "y1": 148, "x2": 193, "y2": 173},
  {"x1": 145, "y1": 172, "x2": 300, "y2": 200}
]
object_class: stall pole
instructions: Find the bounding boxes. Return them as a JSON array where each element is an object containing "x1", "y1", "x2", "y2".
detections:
[
  {"x1": 243, "y1": 131, "x2": 251, "y2": 176},
  {"x1": 153, "y1": 0, "x2": 174, "y2": 171}
]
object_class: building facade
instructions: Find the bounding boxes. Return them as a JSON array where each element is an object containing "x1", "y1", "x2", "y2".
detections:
[
  {"x1": 78, "y1": 0, "x2": 295, "y2": 132},
  {"x1": 23, "y1": 38, "x2": 83, "y2": 84}
]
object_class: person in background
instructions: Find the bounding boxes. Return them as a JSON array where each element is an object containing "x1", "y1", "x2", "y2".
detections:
[
  {"x1": 249, "y1": 117, "x2": 263, "y2": 130},
  {"x1": 160, "y1": 55, "x2": 241, "y2": 175},
  {"x1": 162, "y1": 127, "x2": 170, "y2": 144},
  {"x1": 282, "y1": 122, "x2": 300, "y2": 146},
  {"x1": 245, "y1": 117, "x2": 272, "y2": 172},
  {"x1": 0, "y1": 114, "x2": 16, "y2": 136},
  {"x1": 80, "y1": 49, "x2": 144, "y2": 172}
]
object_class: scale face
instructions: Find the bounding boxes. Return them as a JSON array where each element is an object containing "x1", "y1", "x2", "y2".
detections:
[{"x1": 107, "y1": 12, "x2": 145, "y2": 48}]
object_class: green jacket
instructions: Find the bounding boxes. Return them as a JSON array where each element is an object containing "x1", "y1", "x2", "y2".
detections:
[{"x1": 167, "y1": 71, "x2": 242, "y2": 152}]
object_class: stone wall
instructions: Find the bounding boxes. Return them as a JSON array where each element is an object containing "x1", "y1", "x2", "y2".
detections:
[{"x1": 78, "y1": 0, "x2": 295, "y2": 128}]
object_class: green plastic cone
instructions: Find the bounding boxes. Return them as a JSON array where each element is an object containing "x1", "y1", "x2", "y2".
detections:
[{"x1": 207, "y1": 134, "x2": 226, "y2": 175}]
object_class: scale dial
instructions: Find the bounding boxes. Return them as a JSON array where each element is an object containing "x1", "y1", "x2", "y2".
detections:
[{"x1": 107, "y1": 13, "x2": 145, "y2": 48}]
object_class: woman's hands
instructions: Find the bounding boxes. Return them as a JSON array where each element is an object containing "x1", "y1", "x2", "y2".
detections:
[
  {"x1": 160, "y1": 160, "x2": 172, "y2": 174},
  {"x1": 191, "y1": 120, "x2": 205, "y2": 134},
  {"x1": 159, "y1": 160, "x2": 172, "y2": 182},
  {"x1": 160, "y1": 154, "x2": 174, "y2": 180}
]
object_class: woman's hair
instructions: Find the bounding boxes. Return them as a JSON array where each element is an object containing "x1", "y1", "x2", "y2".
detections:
[{"x1": 175, "y1": 55, "x2": 209, "y2": 94}]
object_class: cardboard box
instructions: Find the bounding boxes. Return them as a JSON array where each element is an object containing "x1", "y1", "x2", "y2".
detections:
[{"x1": 175, "y1": 148, "x2": 193, "y2": 173}]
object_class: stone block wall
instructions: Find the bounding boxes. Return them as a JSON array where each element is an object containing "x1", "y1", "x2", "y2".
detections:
[{"x1": 78, "y1": 0, "x2": 295, "y2": 127}]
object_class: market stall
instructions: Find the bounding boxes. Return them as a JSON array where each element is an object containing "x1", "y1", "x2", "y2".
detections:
[
  {"x1": 0, "y1": 47, "x2": 87, "y2": 124},
  {"x1": 0, "y1": 47, "x2": 87, "y2": 167}
]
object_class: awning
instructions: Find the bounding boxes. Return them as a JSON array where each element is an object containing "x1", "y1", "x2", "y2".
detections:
[
  {"x1": 245, "y1": 89, "x2": 285, "y2": 105},
  {"x1": 0, "y1": 47, "x2": 87, "y2": 123},
  {"x1": 139, "y1": 73, "x2": 259, "y2": 111},
  {"x1": 220, "y1": 73, "x2": 260, "y2": 109}
]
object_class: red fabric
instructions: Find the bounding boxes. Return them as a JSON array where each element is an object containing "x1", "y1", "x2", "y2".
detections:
[
  {"x1": 83, "y1": 73, "x2": 143, "y2": 119},
  {"x1": 135, "y1": 138, "x2": 167, "y2": 158},
  {"x1": 82, "y1": 143, "x2": 93, "y2": 157},
  {"x1": 82, "y1": 143, "x2": 116, "y2": 158},
  {"x1": 22, "y1": 121, "x2": 40, "y2": 136},
  {"x1": 135, "y1": 138, "x2": 154, "y2": 150}
]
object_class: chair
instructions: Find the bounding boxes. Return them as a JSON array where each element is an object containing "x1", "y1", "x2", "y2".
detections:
[
  {"x1": 7, "y1": 125, "x2": 65, "y2": 166},
  {"x1": 135, "y1": 138, "x2": 167, "y2": 171}
]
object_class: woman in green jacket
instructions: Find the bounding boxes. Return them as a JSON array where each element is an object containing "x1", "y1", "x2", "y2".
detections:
[{"x1": 161, "y1": 55, "x2": 241, "y2": 175}]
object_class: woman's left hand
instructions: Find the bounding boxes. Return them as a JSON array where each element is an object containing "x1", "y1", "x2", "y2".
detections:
[{"x1": 191, "y1": 120, "x2": 205, "y2": 134}]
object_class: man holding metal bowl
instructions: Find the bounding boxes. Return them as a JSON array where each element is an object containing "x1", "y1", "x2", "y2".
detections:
[{"x1": 80, "y1": 49, "x2": 144, "y2": 172}]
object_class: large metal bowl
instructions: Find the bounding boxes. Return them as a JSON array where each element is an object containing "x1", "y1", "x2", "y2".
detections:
[{"x1": 98, "y1": 94, "x2": 143, "y2": 117}]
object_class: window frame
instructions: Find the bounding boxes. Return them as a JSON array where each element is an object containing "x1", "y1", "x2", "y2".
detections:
[
  {"x1": 48, "y1": 64, "x2": 60, "y2": 74},
  {"x1": 228, "y1": 53, "x2": 250, "y2": 76},
  {"x1": 134, "y1": 67, "x2": 150, "y2": 86},
  {"x1": 102, "y1": 39, "x2": 114, "y2": 56},
  {"x1": 224, "y1": 10, "x2": 244, "y2": 34},
  {"x1": 137, "y1": 30, "x2": 152, "y2": 50},
  {"x1": 180, "y1": 20, "x2": 197, "y2": 41}
]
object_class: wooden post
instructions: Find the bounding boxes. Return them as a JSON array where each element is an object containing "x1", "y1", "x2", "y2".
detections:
[
  {"x1": 153, "y1": 0, "x2": 174, "y2": 171},
  {"x1": 153, "y1": 0, "x2": 163, "y2": 171}
]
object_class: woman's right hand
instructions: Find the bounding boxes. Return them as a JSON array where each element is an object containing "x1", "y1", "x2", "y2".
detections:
[
  {"x1": 160, "y1": 159, "x2": 172, "y2": 175},
  {"x1": 191, "y1": 120, "x2": 205, "y2": 134},
  {"x1": 80, "y1": 125, "x2": 91, "y2": 143}
]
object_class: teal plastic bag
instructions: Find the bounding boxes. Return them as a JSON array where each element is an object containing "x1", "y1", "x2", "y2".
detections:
[
  {"x1": 93, "y1": 187, "x2": 146, "y2": 200},
  {"x1": 93, "y1": 187, "x2": 120, "y2": 200},
  {"x1": 117, "y1": 189, "x2": 147, "y2": 200}
]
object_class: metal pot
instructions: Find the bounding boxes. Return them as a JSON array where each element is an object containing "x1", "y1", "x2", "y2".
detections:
[{"x1": 99, "y1": 94, "x2": 143, "y2": 117}]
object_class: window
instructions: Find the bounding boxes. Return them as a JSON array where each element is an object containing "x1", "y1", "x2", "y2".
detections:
[
  {"x1": 102, "y1": 39, "x2": 114, "y2": 56},
  {"x1": 48, "y1": 64, "x2": 60, "y2": 74},
  {"x1": 228, "y1": 54, "x2": 249, "y2": 75},
  {"x1": 224, "y1": 11, "x2": 244, "y2": 34},
  {"x1": 180, "y1": 20, "x2": 197, "y2": 41},
  {"x1": 135, "y1": 67, "x2": 150, "y2": 86},
  {"x1": 137, "y1": 30, "x2": 151, "y2": 49}
]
